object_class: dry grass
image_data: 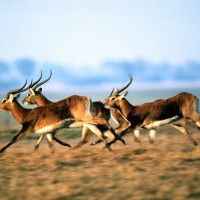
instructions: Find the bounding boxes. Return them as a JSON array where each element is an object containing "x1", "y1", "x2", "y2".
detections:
[{"x1": 1, "y1": 126, "x2": 200, "y2": 200}]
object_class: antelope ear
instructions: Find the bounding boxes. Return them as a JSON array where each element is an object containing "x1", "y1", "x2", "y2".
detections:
[
  {"x1": 14, "y1": 94, "x2": 20, "y2": 100},
  {"x1": 30, "y1": 88, "x2": 35, "y2": 95},
  {"x1": 119, "y1": 91, "x2": 128, "y2": 100},
  {"x1": 38, "y1": 87, "x2": 42, "y2": 93}
]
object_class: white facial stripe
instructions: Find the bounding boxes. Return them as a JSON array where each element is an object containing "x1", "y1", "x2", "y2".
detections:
[
  {"x1": 9, "y1": 94, "x2": 14, "y2": 102},
  {"x1": 30, "y1": 88, "x2": 35, "y2": 95}
]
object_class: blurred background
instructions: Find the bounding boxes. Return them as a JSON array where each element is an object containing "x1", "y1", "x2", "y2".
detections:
[{"x1": 0, "y1": 0, "x2": 200, "y2": 127}]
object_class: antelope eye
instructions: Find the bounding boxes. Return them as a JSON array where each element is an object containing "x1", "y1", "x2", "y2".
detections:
[
  {"x1": 1, "y1": 99, "x2": 6, "y2": 103},
  {"x1": 27, "y1": 94, "x2": 30, "y2": 97},
  {"x1": 110, "y1": 97, "x2": 115, "y2": 101}
]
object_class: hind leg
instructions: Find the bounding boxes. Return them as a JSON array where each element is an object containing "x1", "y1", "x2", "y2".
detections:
[
  {"x1": 74, "y1": 125, "x2": 90, "y2": 148},
  {"x1": 133, "y1": 129, "x2": 141, "y2": 143},
  {"x1": 148, "y1": 129, "x2": 156, "y2": 144},
  {"x1": 45, "y1": 133, "x2": 55, "y2": 153},
  {"x1": 85, "y1": 113, "x2": 126, "y2": 144},
  {"x1": 83, "y1": 123, "x2": 112, "y2": 151},
  {"x1": 35, "y1": 134, "x2": 44, "y2": 150},
  {"x1": 90, "y1": 129, "x2": 115, "y2": 146},
  {"x1": 170, "y1": 124, "x2": 198, "y2": 146}
]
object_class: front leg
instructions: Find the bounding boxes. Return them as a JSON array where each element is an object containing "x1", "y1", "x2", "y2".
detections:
[
  {"x1": 106, "y1": 124, "x2": 126, "y2": 146},
  {"x1": 111, "y1": 108, "x2": 131, "y2": 135},
  {"x1": 133, "y1": 129, "x2": 141, "y2": 143},
  {"x1": 35, "y1": 134, "x2": 44, "y2": 150},
  {"x1": 107, "y1": 126, "x2": 136, "y2": 148},
  {"x1": 45, "y1": 133, "x2": 55, "y2": 152},
  {"x1": 52, "y1": 133, "x2": 71, "y2": 148},
  {"x1": 148, "y1": 129, "x2": 156, "y2": 144},
  {"x1": 87, "y1": 117, "x2": 126, "y2": 146},
  {"x1": 83, "y1": 123, "x2": 112, "y2": 151},
  {"x1": 74, "y1": 124, "x2": 90, "y2": 148},
  {"x1": 0, "y1": 125, "x2": 32, "y2": 153}
]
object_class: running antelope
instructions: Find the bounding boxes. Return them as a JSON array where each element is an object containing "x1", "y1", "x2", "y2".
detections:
[
  {"x1": 103, "y1": 75, "x2": 199, "y2": 147},
  {"x1": 0, "y1": 81, "x2": 124, "y2": 153},
  {"x1": 22, "y1": 71, "x2": 130, "y2": 149}
]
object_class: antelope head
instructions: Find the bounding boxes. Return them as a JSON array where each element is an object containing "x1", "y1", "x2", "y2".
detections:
[
  {"x1": 103, "y1": 74, "x2": 133, "y2": 109},
  {"x1": 22, "y1": 70, "x2": 52, "y2": 105},
  {"x1": 0, "y1": 80, "x2": 31, "y2": 112}
]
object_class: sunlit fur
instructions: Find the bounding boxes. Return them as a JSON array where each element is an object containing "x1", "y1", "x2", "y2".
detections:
[
  {"x1": 22, "y1": 87, "x2": 130, "y2": 149},
  {"x1": 103, "y1": 76, "x2": 200, "y2": 147},
  {"x1": 0, "y1": 92, "x2": 120, "y2": 153}
]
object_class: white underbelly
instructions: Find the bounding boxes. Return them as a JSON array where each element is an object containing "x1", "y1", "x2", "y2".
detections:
[
  {"x1": 34, "y1": 119, "x2": 83, "y2": 134},
  {"x1": 68, "y1": 121, "x2": 83, "y2": 128},
  {"x1": 141, "y1": 116, "x2": 182, "y2": 129}
]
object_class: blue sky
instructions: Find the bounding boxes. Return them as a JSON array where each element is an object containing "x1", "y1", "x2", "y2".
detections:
[{"x1": 0, "y1": 0, "x2": 200, "y2": 66}]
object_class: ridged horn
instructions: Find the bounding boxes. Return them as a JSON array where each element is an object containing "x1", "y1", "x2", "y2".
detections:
[
  {"x1": 109, "y1": 87, "x2": 115, "y2": 97},
  {"x1": 5, "y1": 79, "x2": 32, "y2": 98},
  {"x1": 30, "y1": 70, "x2": 42, "y2": 89},
  {"x1": 112, "y1": 74, "x2": 133, "y2": 96},
  {"x1": 32, "y1": 69, "x2": 52, "y2": 90}
]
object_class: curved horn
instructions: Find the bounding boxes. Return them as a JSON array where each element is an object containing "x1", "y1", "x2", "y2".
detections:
[
  {"x1": 109, "y1": 87, "x2": 115, "y2": 97},
  {"x1": 19, "y1": 80, "x2": 33, "y2": 93},
  {"x1": 32, "y1": 69, "x2": 52, "y2": 90},
  {"x1": 30, "y1": 70, "x2": 42, "y2": 89},
  {"x1": 5, "y1": 80, "x2": 27, "y2": 98},
  {"x1": 112, "y1": 74, "x2": 133, "y2": 96}
]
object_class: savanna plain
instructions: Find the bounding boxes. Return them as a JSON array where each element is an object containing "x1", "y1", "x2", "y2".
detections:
[
  {"x1": 1, "y1": 125, "x2": 200, "y2": 200},
  {"x1": 1, "y1": 89, "x2": 200, "y2": 200}
]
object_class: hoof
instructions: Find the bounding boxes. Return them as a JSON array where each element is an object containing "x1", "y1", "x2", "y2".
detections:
[
  {"x1": 149, "y1": 140, "x2": 154, "y2": 144},
  {"x1": 119, "y1": 137, "x2": 125, "y2": 145},
  {"x1": 34, "y1": 146, "x2": 39, "y2": 150},
  {"x1": 194, "y1": 141, "x2": 198, "y2": 146},
  {"x1": 116, "y1": 136, "x2": 125, "y2": 145},
  {"x1": 105, "y1": 144, "x2": 112, "y2": 151},
  {"x1": 134, "y1": 138, "x2": 141, "y2": 143},
  {"x1": 61, "y1": 142, "x2": 71, "y2": 147}
]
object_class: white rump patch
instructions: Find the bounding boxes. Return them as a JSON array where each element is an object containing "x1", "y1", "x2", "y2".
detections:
[
  {"x1": 196, "y1": 97, "x2": 200, "y2": 114},
  {"x1": 87, "y1": 97, "x2": 93, "y2": 117}
]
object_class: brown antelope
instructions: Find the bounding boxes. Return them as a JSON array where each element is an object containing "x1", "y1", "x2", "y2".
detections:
[
  {"x1": 22, "y1": 71, "x2": 130, "y2": 149},
  {"x1": 103, "y1": 75, "x2": 200, "y2": 147},
  {"x1": 0, "y1": 81, "x2": 125, "y2": 153}
]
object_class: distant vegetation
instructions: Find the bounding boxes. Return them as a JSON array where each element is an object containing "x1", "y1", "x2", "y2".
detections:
[{"x1": 1, "y1": 58, "x2": 200, "y2": 94}]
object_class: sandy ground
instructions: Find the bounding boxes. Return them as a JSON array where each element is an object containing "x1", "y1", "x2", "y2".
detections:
[{"x1": 0, "y1": 125, "x2": 200, "y2": 200}]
